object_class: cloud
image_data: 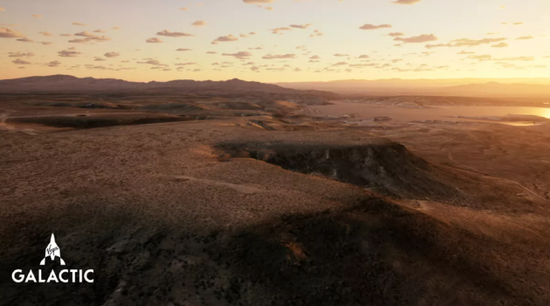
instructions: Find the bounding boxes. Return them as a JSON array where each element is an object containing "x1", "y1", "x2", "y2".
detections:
[
  {"x1": 47, "y1": 61, "x2": 61, "y2": 67},
  {"x1": 0, "y1": 7, "x2": 5, "y2": 12},
  {"x1": 58, "y1": 50, "x2": 82, "y2": 57},
  {"x1": 191, "y1": 21, "x2": 206, "y2": 26},
  {"x1": 72, "y1": 22, "x2": 87, "y2": 26},
  {"x1": 104, "y1": 52, "x2": 120, "y2": 58},
  {"x1": 271, "y1": 27, "x2": 292, "y2": 34},
  {"x1": 0, "y1": 27, "x2": 25, "y2": 38},
  {"x1": 146, "y1": 37, "x2": 163, "y2": 43},
  {"x1": 157, "y1": 30, "x2": 193, "y2": 37},
  {"x1": 358, "y1": 54, "x2": 370, "y2": 58},
  {"x1": 94, "y1": 57, "x2": 106, "y2": 61},
  {"x1": 32, "y1": 14, "x2": 42, "y2": 18},
  {"x1": 206, "y1": 51, "x2": 217, "y2": 54},
  {"x1": 137, "y1": 59, "x2": 167, "y2": 66},
  {"x1": 392, "y1": 0, "x2": 422, "y2": 4},
  {"x1": 516, "y1": 35, "x2": 533, "y2": 40},
  {"x1": 310, "y1": 55, "x2": 320, "y2": 59},
  {"x1": 310, "y1": 29, "x2": 323, "y2": 37},
  {"x1": 388, "y1": 32, "x2": 404, "y2": 37},
  {"x1": 222, "y1": 51, "x2": 252, "y2": 59},
  {"x1": 290, "y1": 24, "x2": 313, "y2": 29},
  {"x1": 17, "y1": 37, "x2": 33, "y2": 43},
  {"x1": 112, "y1": 27, "x2": 121, "y2": 30},
  {"x1": 213, "y1": 34, "x2": 238, "y2": 42},
  {"x1": 359, "y1": 24, "x2": 392, "y2": 30},
  {"x1": 394, "y1": 34, "x2": 437, "y2": 43},
  {"x1": 180, "y1": 7, "x2": 188, "y2": 11},
  {"x1": 334, "y1": 53, "x2": 348, "y2": 57},
  {"x1": 41, "y1": 42, "x2": 53, "y2": 45},
  {"x1": 12, "y1": 59, "x2": 32, "y2": 65},
  {"x1": 176, "y1": 48, "x2": 192, "y2": 51},
  {"x1": 457, "y1": 51, "x2": 475, "y2": 55},
  {"x1": 425, "y1": 37, "x2": 506, "y2": 48},
  {"x1": 332, "y1": 62, "x2": 348, "y2": 66},
  {"x1": 175, "y1": 62, "x2": 197, "y2": 66},
  {"x1": 8, "y1": 51, "x2": 35, "y2": 57},
  {"x1": 491, "y1": 42, "x2": 508, "y2": 48},
  {"x1": 262, "y1": 54, "x2": 295, "y2": 59},
  {"x1": 39, "y1": 31, "x2": 52, "y2": 37},
  {"x1": 93, "y1": 29, "x2": 106, "y2": 33},
  {"x1": 69, "y1": 31, "x2": 111, "y2": 43},
  {"x1": 513, "y1": 22, "x2": 524, "y2": 25}
]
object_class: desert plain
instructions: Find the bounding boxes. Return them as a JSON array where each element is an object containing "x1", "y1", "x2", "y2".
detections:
[{"x1": 0, "y1": 77, "x2": 550, "y2": 306}]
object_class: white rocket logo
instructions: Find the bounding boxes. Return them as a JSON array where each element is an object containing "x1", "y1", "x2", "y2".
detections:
[{"x1": 40, "y1": 233, "x2": 66, "y2": 266}]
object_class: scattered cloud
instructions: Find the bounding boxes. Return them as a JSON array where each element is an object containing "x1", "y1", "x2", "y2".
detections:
[
  {"x1": 12, "y1": 59, "x2": 32, "y2": 65},
  {"x1": 58, "y1": 50, "x2": 82, "y2": 57},
  {"x1": 146, "y1": 37, "x2": 163, "y2": 43},
  {"x1": 104, "y1": 52, "x2": 120, "y2": 58},
  {"x1": 137, "y1": 58, "x2": 167, "y2": 66},
  {"x1": 69, "y1": 31, "x2": 111, "y2": 43},
  {"x1": 47, "y1": 61, "x2": 61, "y2": 67},
  {"x1": 394, "y1": 34, "x2": 437, "y2": 43},
  {"x1": 39, "y1": 31, "x2": 52, "y2": 37},
  {"x1": 157, "y1": 30, "x2": 193, "y2": 37},
  {"x1": 516, "y1": 35, "x2": 533, "y2": 40},
  {"x1": 388, "y1": 32, "x2": 404, "y2": 37},
  {"x1": 262, "y1": 54, "x2": 296, "y2": 59},
  {"x1": 334, "y1": 53, "x2": 349, "y2": 57},
  {"x1": 491, "y1": 42, "x2": 508, "y2": 48},
  {"x1": 176, "y1": 48, "x2": 192, "y2": 51},
  {"x1": 0, "y1": 27, "x2": 25, "y2": 38},
  {"x1": 332, "y1": 62, "x2": 348, "y2": 66},
  {"x1": 222, "y1": 51, "x2": 252, "y2": 59},
  {"x1": 290, "y1": 24, "x2": 313, "y2": 29},
  {"x1": 426, "y1": 37, "x2": 506, "y2": 48},
  {"x1": 72, "y1": 22, "x2": 87, "y2": 26},
  {"x1": 17, "y1": 37, "x2": 33, "y2": 43},
  {"x1": 8, "y1": 52, "x2": 35, "y2": 57},
  {"x1": 271, "y1": 27, "x2": 292, "y2": 34},
  {"x1": 359, "y1": 24, "x2": 392, "y2": 30},
  {"x1": 191, "y1": 21, "x2": 206, "y2": 26},
  {"x1": 32, "y1": 14, "x2": 42, "y2": 18},
  {"x1": 213, "y1": 34, "x2": 238, "y2": 42}
]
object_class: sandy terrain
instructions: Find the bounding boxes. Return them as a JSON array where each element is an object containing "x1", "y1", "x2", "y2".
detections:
[{"x1": 1, "y1": 94, "x2": 550, "y2": 305}]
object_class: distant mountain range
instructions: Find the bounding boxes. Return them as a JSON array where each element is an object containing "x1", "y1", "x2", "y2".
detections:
[
  {"x1": 277, "y1": 79, "x2": 550, "y2": 98},
  {"x1": 1, "y1": 75, "x2": 549, "y2": 99},
  {"x1": 0, "y1": 75, "x2": 336, "y2": 99}
]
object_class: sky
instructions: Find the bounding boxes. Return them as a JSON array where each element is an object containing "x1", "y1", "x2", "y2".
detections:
[{"x1": 0, "y1": 0, "x2": 549, "y2": 82}]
